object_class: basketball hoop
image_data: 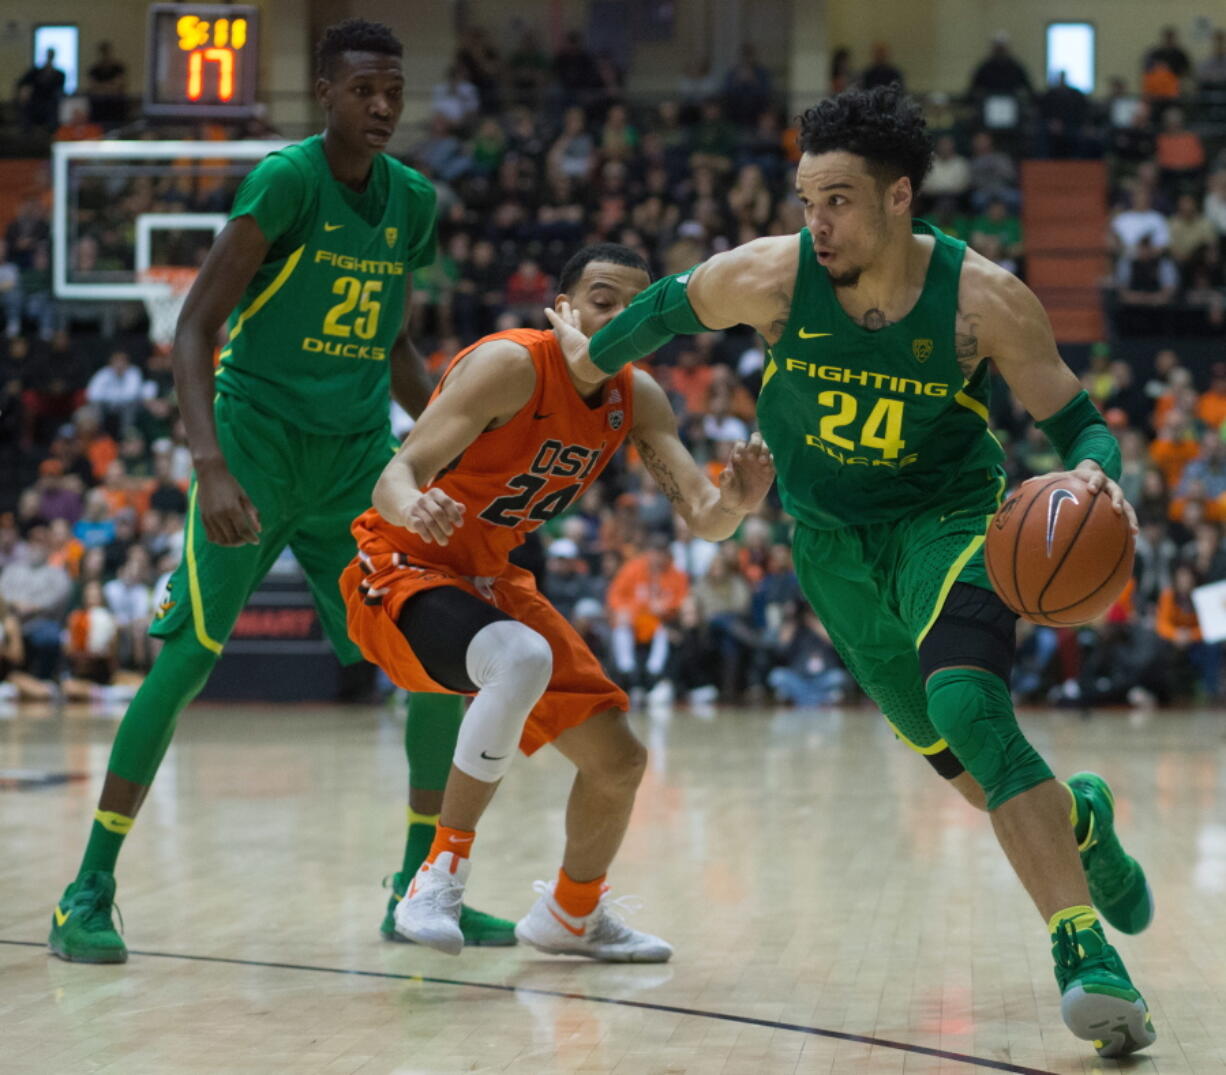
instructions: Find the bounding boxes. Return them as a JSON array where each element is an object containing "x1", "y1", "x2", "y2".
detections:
[{"x1": 138, "y1": 266, "x2": 197, "y2": 354}]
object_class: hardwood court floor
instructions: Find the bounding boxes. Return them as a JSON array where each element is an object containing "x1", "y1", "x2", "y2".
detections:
[{"x1": 1, "y1": 698, "x2": 1224, "y2": 1074}]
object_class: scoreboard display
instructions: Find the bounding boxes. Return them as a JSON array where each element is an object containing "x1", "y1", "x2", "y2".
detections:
[{"x1": 145, "y1": 3, "x2": 260, "y2": 118}]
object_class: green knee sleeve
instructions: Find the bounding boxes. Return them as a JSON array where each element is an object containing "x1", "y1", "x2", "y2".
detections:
[
  {"x1": 107, "y1": 629, "x2": 218, "y2": 785},
  {"x1": 405, "y1": 692, "x2": 465, "y2": 792},
  {"x1": 925, "y1": 668, "x2": 1052, "y2": 810}
]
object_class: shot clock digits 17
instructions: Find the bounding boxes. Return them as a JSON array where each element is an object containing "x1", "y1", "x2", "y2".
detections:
[{"x1": 144, "y1": 3, "x2": 260, "y2": 118}]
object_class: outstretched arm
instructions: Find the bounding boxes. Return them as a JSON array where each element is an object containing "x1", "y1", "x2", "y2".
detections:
[
  {"x1": 546, "y1": 236, "x2": 797, "y2": 385},
  {"x1": 628, "y1": 370, "x2": 774, "y2": 542}
]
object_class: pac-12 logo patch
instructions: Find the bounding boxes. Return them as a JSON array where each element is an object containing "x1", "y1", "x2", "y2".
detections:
[
  {"x1": 608, "y1": 410, "x2": 624, "y2": 430},
  {"x1": 912, "y1": 338, "x2": 934, "y2": 362},
  {"x1": 385, "y1": 226, "x2": 398, "y2": 248}
]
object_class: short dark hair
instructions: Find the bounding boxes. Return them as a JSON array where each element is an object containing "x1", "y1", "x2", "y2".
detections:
[
  {"x1": 797, "y1": 85, "x2": 933, "y2": 194},
  {"x1": 315, "y1": 18, "x2": 403, "y2": 80},
  {"x1": 558, "y1": 243, "x2": 650, "y2": 295}
]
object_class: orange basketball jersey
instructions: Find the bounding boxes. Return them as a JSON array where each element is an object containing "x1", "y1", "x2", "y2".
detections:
[{"x1": 352, "y1": 328, "x2": 635, "y2": 578}]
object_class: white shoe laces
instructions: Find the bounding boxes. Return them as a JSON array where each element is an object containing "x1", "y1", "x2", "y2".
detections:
[
  {"x1": 415, "y1": 868, "x2": 464, "y2": 915},
  {"x1": 531, "y1": 881, "x2": 647, "y2": 944}
]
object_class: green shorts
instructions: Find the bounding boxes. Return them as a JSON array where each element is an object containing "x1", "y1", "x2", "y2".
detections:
[
  {"x1": 150, "y1": 393, "x2": 395, "y2": 662},
  {"x1": 791, "y1": 476, "x2": 1005, "y2": 756}
]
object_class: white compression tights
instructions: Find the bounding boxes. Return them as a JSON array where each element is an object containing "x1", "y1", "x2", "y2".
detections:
[{"x1": 453, "y1": 620, "x2": 554, "y2": 782}]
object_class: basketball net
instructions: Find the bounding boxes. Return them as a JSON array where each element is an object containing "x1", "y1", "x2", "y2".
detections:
[{"x1": 138, "y1": 266, "x2": 198, "y2": 355}]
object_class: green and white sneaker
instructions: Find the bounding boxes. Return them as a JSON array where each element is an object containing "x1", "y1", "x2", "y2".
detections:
[
  {"x1": 380, "y1": 871, "x2": 517, "y2": 946},
  {"x1": 48, "y1": 871, "x2": 127, "y2": 964},
  {"x1": 1053, "y1": 917, "x2": 1155, "y2": 1058},
  {"x1": 1069, "y1": 772, "x2": 1154, "y2": 934}
]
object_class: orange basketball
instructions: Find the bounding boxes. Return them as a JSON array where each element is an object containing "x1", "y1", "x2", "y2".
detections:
[{"x1": 985, "y1": 475, "x2": 1135, "y2": 627}]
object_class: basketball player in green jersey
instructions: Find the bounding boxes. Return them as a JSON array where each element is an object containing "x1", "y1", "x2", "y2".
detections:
[
  {"x1": 549, "y1": 86, "x2": 1156, "y2": 1058},
  {"x1": 49, "y1": 19, "x2": 515, "y2": 963}
]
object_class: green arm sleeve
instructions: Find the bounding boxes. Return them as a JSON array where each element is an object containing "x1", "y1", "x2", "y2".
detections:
[
  {"x1": 1035, "y1": 389, "x2": 1122, "y2": 481},
  {"x1": 228, "y1": 152, "x2": 308, "y2": 245},
  {"x1": 588, "y1": 269, "x2": 712, "y2": 375}
]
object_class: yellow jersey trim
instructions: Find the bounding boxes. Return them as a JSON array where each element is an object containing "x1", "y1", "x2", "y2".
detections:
[
  {"x1": 954, "y1": 385, "x2": 989, "y2": 423},
  {"x1": 884, "y1": 716, "x2": 950, "y2": 756},
  {"x1": 227, "y1": 244, "x2": 304, "y2": 343},
  {"x1": 186, "y1": 483, "x2": 224, "y2": 655},
  {"x1": 914, "y1": 533, "x2": 987, "y2": 647}
]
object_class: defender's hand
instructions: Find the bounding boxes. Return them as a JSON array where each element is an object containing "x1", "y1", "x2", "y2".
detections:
[
  {"x1": 395, "y1": 487, "x2": 466, "y2": 545},
  {"x1": 1062, "y1": 461, "x2": 1138, "y2": 533},
  {"x1": 718, "y1": 432, "x2": 775, "y2": 515},
  {"x1": 544, "y1": 301, "x2": 606, "y2": 388},
  {"x1": 196, "y1": 461, "x2": 261, "y2": 546}
]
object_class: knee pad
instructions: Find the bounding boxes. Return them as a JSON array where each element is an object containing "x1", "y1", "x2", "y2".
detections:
[
  {"x1": 925, "y1": 667, "x2": 1052, "y2": 810},
  {"x1": 453, "y1": 621, "x2": 553, "y2": 782}
]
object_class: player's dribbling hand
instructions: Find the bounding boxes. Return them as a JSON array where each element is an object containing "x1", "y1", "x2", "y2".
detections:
[
  {"x1": 397, "y1": 488, "x2": 466, "y2": 545},
  {"x1": 1063, "y1": 461, "x2": 1139, "y2": 533},
  {"x1": 196, "y1": 461, "x2": 261, "y2": 546},
  {"x1": 718, "y1": 432, "x2": 775, "y2": 514},
  {"x1": 544, "y1": 301, "x2": 606, "y2": 388}
]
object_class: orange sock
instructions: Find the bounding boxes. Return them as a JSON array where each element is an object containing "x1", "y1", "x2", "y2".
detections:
[
  {"x1": 554, "y1": 868, "x2": 605, "y2": 918},
  {"x1": 425, "y1": 825, "x2": 475, "y2": 869}
]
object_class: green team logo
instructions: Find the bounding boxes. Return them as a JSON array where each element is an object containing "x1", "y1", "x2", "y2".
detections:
[
  {"x1": 912, "y1": 338, "x2": 933, "y2": 362},
  {"x1": 385, "y1": 226, "x2": 398, "y2": 248}
]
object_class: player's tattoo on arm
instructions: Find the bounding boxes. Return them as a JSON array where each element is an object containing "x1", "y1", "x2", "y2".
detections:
[
  {"x1": 632, "y1": 435, "x2": 683, "y2": 506},
  {"x1": 858, "y1": 308, "x2": 894, "y2": 331},
  {"x1": 955, "y1": 308, "x2": 983, "y2": 377}
]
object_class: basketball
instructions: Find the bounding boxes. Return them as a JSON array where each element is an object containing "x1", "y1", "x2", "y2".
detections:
[{"x1": 985, "y1": 475, "x2": 1135, "y2": 627}]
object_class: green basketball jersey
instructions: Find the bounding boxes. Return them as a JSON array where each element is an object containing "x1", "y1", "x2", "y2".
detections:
[
  {"x1": 216, "y1": 134, "x2": 437, "y2": 434},
  {"x1": 756, "y1": 221, "x2": 1005, "y2": 530}
]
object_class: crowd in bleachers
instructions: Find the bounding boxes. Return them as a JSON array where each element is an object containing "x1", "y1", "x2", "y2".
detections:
[{"x1": 4, "y1": 24, "x2": 1226, "y2": 708}]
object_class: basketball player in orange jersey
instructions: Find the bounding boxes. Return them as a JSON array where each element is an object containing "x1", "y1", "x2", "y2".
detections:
[{"x1": 340, "y1": 243, "x2": 775, "y2": 959}]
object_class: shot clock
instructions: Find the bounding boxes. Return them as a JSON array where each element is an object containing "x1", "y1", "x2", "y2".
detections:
[{"x1": 145, "y1": 3, "x2": 260, "y2": 118}]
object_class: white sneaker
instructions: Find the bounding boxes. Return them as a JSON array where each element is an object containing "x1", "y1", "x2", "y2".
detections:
[
  {"x1": 393, "y1": 852, "x2": 468, "y2": 955},
  {"x1": 514, "y1": 880, "x2": 673, "y2": 963}
]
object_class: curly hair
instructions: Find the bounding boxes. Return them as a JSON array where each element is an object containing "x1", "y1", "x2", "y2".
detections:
[
  {"x1": 315, "y1": 18, "x2": 403, "y2": 80},
  {"x1": 797, "y1": 85, "x2": 933, "y2": 193}
]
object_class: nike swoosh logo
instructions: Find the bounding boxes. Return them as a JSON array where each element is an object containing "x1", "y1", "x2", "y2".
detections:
[
  {"x1": 797, "y1": 329, "x2": 832, "y2": 339},
  {"x1": 1045, "y1": 488, "x2": 1079, "y2": 557},
  {"x1": 480, "y1": 750, "x2": 508, "y2": 761},
  {"x1": 54, "y1": 906, "x2": 71, "y2": 927},
  {"x1": 533, "y1": 412, "x2": 553, "y2": 420},
  {"x1": 547, "y1": 904, "x2": 586, "y2": 936},
  {"x1": 323, "y1": 222, "x2": 344, "y2": 232}
]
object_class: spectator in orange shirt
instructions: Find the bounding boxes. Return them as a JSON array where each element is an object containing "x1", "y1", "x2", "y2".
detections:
[
  {"x1": 607, "y1": 533, "x2": 689, "y2": 701},
  {"x1": 1156, "y1": 562, "x2": 1219, "y2": 698},
  {"x1": 1156, "y1": 107, "x2": 1206, "y2": 187},
  {"x1": 1196, "y1": 363, "x2": 1226, "y2": 433},
  {"x1": 1149, "y1": 403, "x2": 1199, "y2": 486},
  {"x1": 669, "y1": 342, "x2": 714, "y2": 416}
]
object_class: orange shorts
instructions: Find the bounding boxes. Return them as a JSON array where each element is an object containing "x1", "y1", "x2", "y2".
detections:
[{"x1": 340, "y1": 550, "x2": 627, "y2": 756}]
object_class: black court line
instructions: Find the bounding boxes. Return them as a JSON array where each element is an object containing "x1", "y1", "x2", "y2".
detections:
[{"x1": 0, "y1": 938, "x2": 1059, "y2": 1074}]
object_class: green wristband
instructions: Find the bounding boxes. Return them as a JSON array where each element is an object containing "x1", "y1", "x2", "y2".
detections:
[{"x1": 1035, "y1": 390, "x2": 1122, "y2": 481}]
